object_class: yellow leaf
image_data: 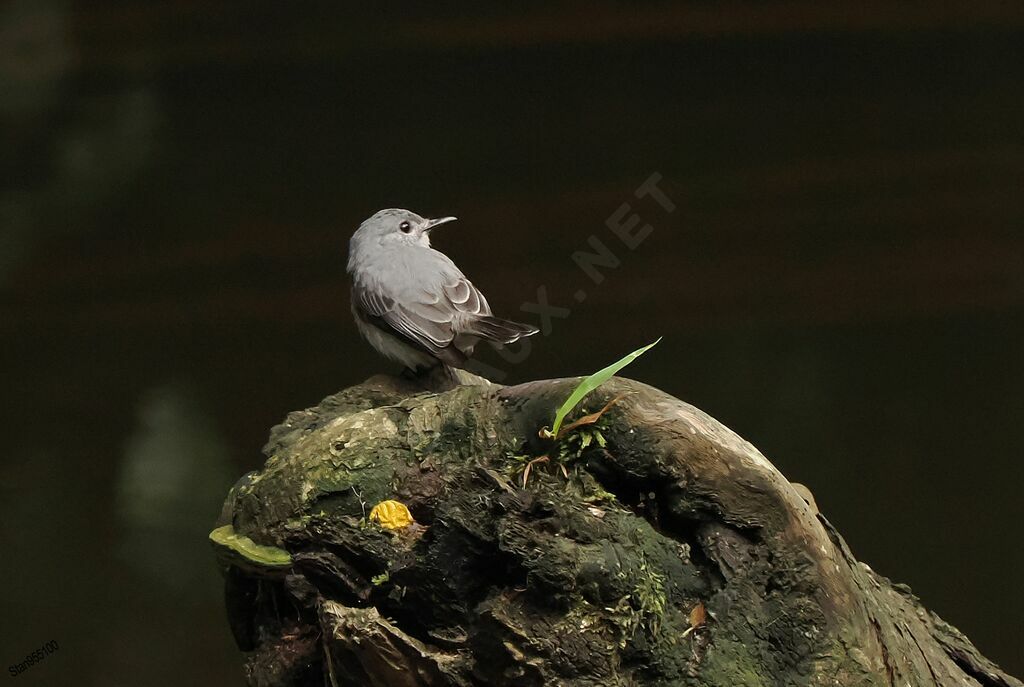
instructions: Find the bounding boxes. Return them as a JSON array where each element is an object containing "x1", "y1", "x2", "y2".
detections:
[{"x1": 369, "y1": 500, "x2": 415, "y2": 530}]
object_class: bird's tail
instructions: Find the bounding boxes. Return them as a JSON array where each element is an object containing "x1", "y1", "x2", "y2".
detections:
[{"x1": 469, "y1": 316, "x2": 540, "y2": 344}]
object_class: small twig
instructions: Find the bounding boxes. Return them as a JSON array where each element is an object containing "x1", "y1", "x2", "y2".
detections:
[
  {"x1": 322, "y1": 629, "x2": 341, "y2": 687},
  {"x1": 552, "y1": 392, "x2": 634, "y2": 440},
  {"x1": 351, "y1": 486, "x2": 367, "y2": 519}
]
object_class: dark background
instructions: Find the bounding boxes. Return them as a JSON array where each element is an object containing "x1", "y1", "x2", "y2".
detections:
[{"x1": 2, "y1": 2, "x2": 1022, "y2": 684}]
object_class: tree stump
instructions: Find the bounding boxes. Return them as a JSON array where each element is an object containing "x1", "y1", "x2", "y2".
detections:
[{"x1": 211, "y1": 373, "x2": 1021, "y2": 687}]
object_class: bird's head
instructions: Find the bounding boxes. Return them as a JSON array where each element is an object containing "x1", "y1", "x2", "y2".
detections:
[{"x1": 353, "y1": 208, "x2": 457, "y2": 250}]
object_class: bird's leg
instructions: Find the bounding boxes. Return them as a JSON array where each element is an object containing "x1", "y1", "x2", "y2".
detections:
[
  {"x1": 399, "y1": 364, "x2": 460, "y2": 393},
  {"x1": 421, "y1": 365, "x2": 459, "y2": 392}
]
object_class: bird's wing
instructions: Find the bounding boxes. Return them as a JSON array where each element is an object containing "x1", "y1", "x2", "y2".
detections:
[{"x1": 353, "y1": 270, "x2": 491, "y2": 362}]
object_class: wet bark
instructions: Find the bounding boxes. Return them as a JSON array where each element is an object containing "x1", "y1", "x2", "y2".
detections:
[{"x1": 213, "y1": 372, "x2": 1021, "y2": 687}]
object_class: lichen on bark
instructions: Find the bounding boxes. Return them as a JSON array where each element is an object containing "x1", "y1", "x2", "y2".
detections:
[{"x1": 213, "y1": 372, "x2": 1021, "y2": 687}]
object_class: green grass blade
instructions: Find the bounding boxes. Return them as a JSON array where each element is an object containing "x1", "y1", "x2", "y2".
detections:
[{"x1": 550, "y1": 337, "x2": 661, "y2": 437}]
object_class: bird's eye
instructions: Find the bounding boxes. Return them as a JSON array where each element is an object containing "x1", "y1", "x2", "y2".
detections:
[{"x1": 399, "y1": 221, "x2": 412, "y2": 233}]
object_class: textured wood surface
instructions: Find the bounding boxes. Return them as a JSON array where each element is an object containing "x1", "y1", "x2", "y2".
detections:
[{"x1": 215, "y1": 373, "x2": 1021, "y2": 686}]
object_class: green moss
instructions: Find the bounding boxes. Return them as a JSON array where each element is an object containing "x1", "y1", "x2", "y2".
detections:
[
  {"x1": 606, "y1": 552, "x2": 668, "y2": 647},
  {"x1": 699, "y1": 638, "x2": 772, "y2": 687},
  {"x1": 633, "y1": 560, "x2": 667, "y2": 631}
]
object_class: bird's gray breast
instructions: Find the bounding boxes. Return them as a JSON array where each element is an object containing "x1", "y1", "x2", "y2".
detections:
[{"x1": 353, "y1": 242, "x2": 447, "y2": 291}]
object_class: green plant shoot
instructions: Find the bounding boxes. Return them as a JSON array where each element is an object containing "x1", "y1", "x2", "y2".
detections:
[{"x1": 548, "y1": 338, "x2": 661, "y2": 438}]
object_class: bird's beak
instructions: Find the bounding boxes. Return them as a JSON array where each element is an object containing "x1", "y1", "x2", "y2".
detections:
[{"x1": 424, "y1": 216, "x2": 458, "y2": 231}]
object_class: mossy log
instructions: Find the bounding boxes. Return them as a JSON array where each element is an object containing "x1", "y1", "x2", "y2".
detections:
[{"x1": 212, "y1": 372, "x2": 1021, "y2": 687}]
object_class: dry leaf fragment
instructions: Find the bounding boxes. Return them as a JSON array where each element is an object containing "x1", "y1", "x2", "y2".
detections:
[
  {"x1": 682, "y1": 602, "x2": 707, "y2": 638},
  {"x1": 521, "y1": 455, "x2": 549, "y2": 488},
  {"x1": 554, "y1": 393, "x2": 633, "y2": 440}
]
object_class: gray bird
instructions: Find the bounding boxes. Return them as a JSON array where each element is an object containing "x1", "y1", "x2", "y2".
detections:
[{"x1": 347, "y1": 208, "x2": 539, "y2": 373}]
